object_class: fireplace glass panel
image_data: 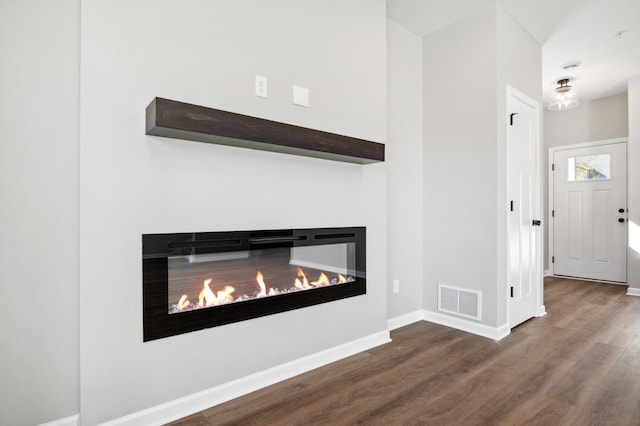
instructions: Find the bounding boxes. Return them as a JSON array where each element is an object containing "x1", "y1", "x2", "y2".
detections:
[{"x1": 167, "y1": 243, "x2": 356, "y2": 314}]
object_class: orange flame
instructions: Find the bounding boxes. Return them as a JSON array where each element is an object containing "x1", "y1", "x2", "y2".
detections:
[
  {"x1": 197, "y1": 278, "x2": 235, "y2": 307},
  {"x1": 296, "y1": 268, "x2": 312, "y2": 289},
  {"x1": 217, "y1": 285, "x2": 236, "y2": 303},
  {"x1": 311, "y1": 272, "x2": 330, "y2": 287},
  {"x1": 177, "y1": 268, "x2": 349, "y2": 312},
  {"x1": 177, "y1": 294, "x2": 191, "y2": 310},
  {"x1": 256, "y1": 271, "x2": 267, "y2": 297},
  {"x1": 199, "y1": 278, "x2": 216, "y2": 306}
]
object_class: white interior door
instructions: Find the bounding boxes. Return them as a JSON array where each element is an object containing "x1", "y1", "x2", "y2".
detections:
[
  {"x1": 552, "y1": 142, "x2": 627, "y2": 282},
  {"x1": 507, "y1": 87, "x2": 541, "y2": 328}
]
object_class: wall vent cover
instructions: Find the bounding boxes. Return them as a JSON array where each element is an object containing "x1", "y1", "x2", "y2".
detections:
[{"x1": 438, "y1": 284, "x2": 482, "y2": 321}]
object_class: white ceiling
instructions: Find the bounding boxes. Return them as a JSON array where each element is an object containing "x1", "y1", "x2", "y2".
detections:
[{"x1": 387, "y1": 0, "x2": 640, "y2": 106}]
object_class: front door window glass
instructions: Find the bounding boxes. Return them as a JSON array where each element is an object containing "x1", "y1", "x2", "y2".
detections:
[{"x1": 567, "y1": 154, "x2": 611, "y2": 181}]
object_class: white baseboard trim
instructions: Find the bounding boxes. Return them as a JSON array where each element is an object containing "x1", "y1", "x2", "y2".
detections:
[
  {"x1": 100, "y1": 331, "x2": 391, "y2": 426},
  {"x1": 39, "y1": 415, "x2": 79, "y2": 426},
  {"x1": 422, "y1": 310, "x2": 510, "y2": 341},
  {"x1": 387, "y1": 310, "x2": 424, "y2": 331},
  {"x1": 627, "y1": 287, "x2": 640, "y2": 297},
  {"x1": 536, "y1": 305, "x2": 547, "y2": 317},
  {"x1": 543, "y1": 269, "x2": 551, "y2": 277}
]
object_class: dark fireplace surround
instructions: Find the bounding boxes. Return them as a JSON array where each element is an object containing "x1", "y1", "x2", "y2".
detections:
[{"x1": 143, "y1": 227, "x2": 366, "y2": 341}]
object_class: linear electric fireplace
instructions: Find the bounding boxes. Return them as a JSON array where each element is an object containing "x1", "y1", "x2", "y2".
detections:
[{"x1": 143, "y1": 227, "x2": 366, "y2": 341}]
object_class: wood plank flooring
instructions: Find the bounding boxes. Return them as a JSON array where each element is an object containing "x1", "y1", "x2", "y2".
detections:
[{"x1": 167, "y1": 277, "x2": 640, "y2": 425}]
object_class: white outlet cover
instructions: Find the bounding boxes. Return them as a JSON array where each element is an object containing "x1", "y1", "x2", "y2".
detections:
[
  {"x1": 255, "y1": 75, "x2": 267, "y2": 98},
  {"x1": 293, "y1": 85, "x2": 309, "y2": 107}
]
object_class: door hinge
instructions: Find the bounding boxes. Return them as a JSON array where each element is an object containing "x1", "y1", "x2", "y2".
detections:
[
  {"x1": 510, "y1": 200, "x2": 514, "y2": 212},
  {"x1": 510, "y1": 286, "x2": 514, "y2": 298},
  {"x1": 552, "y1": 163, "x2": 555, "y2": 171},
  {"x1": 510, "y1": 113, "x2": 519, "y2": 126},
  {"x1": 552, "y1": 256, "x2": 555, "y2": 263},
  {"x1": 552, "y1": 210, "x2": 555, "y2": 217}
]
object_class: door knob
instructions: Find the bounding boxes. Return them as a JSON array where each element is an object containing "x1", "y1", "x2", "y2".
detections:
[
  {"x1": 618, "y1": 208, "x2": 625, "y2": 213},
  {"x1": 618, "y1": 218, "x2": 626, "y2": 223},
  {"x1": 532, "y1": 220, "x2": 541, "y2": 226}
]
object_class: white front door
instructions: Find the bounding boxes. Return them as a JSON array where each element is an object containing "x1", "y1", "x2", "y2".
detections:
[
  {"x1": 507, "y1": 87, "x2": 542, "y2": 328},
  {"x1": 552, "y1": 141, "x2": 627, "y2": 282}
]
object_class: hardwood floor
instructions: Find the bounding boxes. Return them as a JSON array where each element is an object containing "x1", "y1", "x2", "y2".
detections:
[{"x1": 167, "y1": 277, "x2": 640, "y2": 425}]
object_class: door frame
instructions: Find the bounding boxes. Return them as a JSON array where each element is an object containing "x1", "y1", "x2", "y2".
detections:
[
  {"x1": 548, "y1": 138, "x2": 628, "y2": 281},
  {"x1": 505, "y1": 85, "x2": 545, "y2": 328}
]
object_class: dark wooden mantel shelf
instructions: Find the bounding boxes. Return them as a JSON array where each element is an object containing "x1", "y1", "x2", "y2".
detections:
[{"x1": 145, "y1": 98, "x2": 385, "y2": 164}]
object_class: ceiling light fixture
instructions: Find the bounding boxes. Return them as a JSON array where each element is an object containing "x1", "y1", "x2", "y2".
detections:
[{"x1": 548, "y1": 78, "x2": 579, "y2": 111}]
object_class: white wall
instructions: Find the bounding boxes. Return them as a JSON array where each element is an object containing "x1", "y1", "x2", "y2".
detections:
[
  {"x1": 544, "y1": 94, "x2": 629, "y2": 148},
  {"x1": 422, "y1": 7, "x2": 499, "y2": 326},
  {"x1": 79, "y1": 0, "x2": 387, "y2": 423},
  {"x1": 628, "y1": 76, "x2": 640, "y2": 290},
  {"x1": 422, "y1": 5, "x2": 540, "y2": 329},
  {"x1": 386, "y1": 20, "x2": 424, "y2": 319},
  {"x1": 542, "y1": 93, "x2": 629, "y2": 270},
  {"x1": 0, "y1": 1, "x2": 80, "y2": 425}
]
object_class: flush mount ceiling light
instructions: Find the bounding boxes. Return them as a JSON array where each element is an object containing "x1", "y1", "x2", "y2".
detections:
[{"x1": 548, "y1": 78, "x2": 579, "y2": 111}]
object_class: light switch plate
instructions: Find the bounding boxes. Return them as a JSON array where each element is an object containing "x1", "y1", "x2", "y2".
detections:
[{"x1": 293, "y1": 85, "x2": 309, "y2": 107}]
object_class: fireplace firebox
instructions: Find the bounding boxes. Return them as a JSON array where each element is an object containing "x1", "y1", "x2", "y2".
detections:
[{"x1": 143, "y1": 227, "x2": 366, "y2": 341}]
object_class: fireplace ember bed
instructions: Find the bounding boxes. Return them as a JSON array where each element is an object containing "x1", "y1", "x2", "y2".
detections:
[{"x1": 143, "y1": 227, "x2": 366, "y2": 341}]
